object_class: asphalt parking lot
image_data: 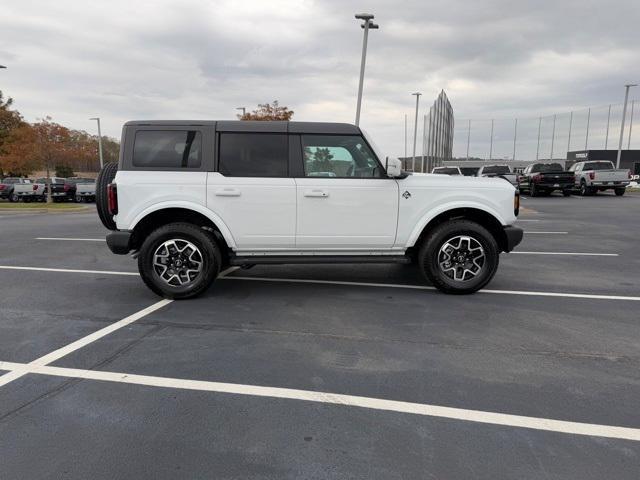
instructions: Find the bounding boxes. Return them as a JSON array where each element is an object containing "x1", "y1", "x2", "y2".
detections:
[{"x1": 1, "y1": 192, "x2": 639, "y2": 479}]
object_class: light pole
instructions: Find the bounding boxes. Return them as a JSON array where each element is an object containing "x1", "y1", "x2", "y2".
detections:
[
  {"x1": 605, "y1": 104, "x2": 611, "y2": 149},
  {"x1": 512, "y1": 118, "x2": 518, "y2": 161},
  {"x1": 411, "y1": 92, "x2": 421, "y2": 171},
  {"x1": 89, "y1": 117, "x2": 104, "y2": 169},
  {"x1": 628, "y1": 100, "x2": 635, "y2": 149},
  {"x1": 404, "y1": 114, "x2": 407, "y2": 161},
  {"x1": 617, "y1": 84, "x2": 637, "y2": 168},
  {"x1": 584, "y1": 107, "x2": 590, "y2": 150},
  {"x1": 236, "y1": 107, "x2": 246, "y2": 117},
  {"x1": 535, "y1": 116, "x2": 541, "y2": 161},
  {"x1": 354, "y1": 13, "x2": 378, "y2": 126},
  {"x1": 489, "y1": 119, "x2": 494, "y2": 161},
  {"x1": 567, "y1": 111, "x2": 573, "y2": 152},
  {"x1": 550, "y1": 114, "x2": 556, "y2": 161},
  {"x1": 466, "y1": 119, "x2": 471, "y2": 161}
]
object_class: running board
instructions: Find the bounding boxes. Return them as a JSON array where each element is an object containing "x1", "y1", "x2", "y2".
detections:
[{"x1": 229, "y1": 255, "x2": 412, "y2": 266}]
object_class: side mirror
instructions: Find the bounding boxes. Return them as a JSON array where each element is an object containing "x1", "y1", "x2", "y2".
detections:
[{"x1": 385, "y1": 157, "x2": 402, "y2": 177}]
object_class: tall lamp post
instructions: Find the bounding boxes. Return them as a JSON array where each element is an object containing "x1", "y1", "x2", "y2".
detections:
[
  {"x1": 354, "y1": 13, "x2": 378, "y2": 126},
  {"x1": 616, "y1": 84, "x2": 637, "y2": 168},
  {"x1": 411, "y1": 92, "x2": 421, "y2": 171},
  {"x1": 89, "y1": 118, "x2": 104, "y2": 169}
]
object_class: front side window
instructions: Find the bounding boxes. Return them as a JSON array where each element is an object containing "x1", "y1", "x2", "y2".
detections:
[
  {"x1": 133, "y1": 130, "x2": 202, "y2": 168},
  {"x1": 301, "y1": 135, "x2": 383, "y2": 178},
  {"x1": 218, "y1": 133, "x2": 287, "y2": 177}
]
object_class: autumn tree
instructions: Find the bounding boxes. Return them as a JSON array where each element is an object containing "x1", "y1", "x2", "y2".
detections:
[
  {"x1": 0, "y1": 91, "x2": 25, "y2": 175},
  {"x1": 31, "y1": 118, "x2": 72, "y2": 202},
  {"x1": 0, "y1": 124, "x2": 40, "y2": 176},
  {"x1": 238, "y1": 101, "x2": 294, "y2": 121}
]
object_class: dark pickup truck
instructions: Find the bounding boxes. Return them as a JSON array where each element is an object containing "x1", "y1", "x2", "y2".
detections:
[{"x1": 518, "y1": 163, "x2": 575, "y2": 197}]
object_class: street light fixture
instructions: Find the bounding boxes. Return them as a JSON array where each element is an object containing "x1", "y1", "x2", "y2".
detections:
[
  {"x1": 0, "y1": 65, "x2": 6, "y2": 69},
  {"x1": 616, "y1": 83, "x2": 637, "y2": 168},
  {"x1": 89, "y1": 117, "x2": 104, "y2": 169},
  {"x1": 354, "y1": 13, "x2": 378, "y2": 126},
  {"x1": 236, "y1": 107, "x2": 246, "y2": 117},
  {"x1": 411, "y1": 92, "x2": 421, "y2": 171}
]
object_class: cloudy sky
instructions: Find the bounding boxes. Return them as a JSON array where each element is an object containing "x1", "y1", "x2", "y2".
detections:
[{"x1": 1, "y1": 0, "x2": 639, "y2": 160}]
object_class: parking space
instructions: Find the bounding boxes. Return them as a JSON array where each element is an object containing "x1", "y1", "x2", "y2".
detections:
[{"x1": 1, "y1": 195, "x2": 639, "y2": 479}]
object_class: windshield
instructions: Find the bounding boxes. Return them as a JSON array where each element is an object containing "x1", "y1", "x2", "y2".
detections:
[
  {"x1": 360, "y1": 129, "x2": 386, "y2": 165},
  {"x1": 532, "y1": 163, "x2": 563, "y2": 173},
  {"x1": 433, "y1": 168, "x2": 461, "y2": 175},
  {"x1": 584, "y1": 161, "x2": 614, "y2": 171},
  {"x1": 483, "y1": 165, "x2": 511, "y2": 174}
]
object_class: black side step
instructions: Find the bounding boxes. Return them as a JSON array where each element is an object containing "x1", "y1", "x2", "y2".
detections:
[{"x1": 229, "y1": 255, "x2": 412, "y2": 266}]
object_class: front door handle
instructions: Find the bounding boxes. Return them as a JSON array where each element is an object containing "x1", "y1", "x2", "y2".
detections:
[
  {"x1": 215, "y1": 188, "x2": 241, "y2": 197},
  {"x1": 304, "y1": 189, "x2": 329, "y2": 198}
]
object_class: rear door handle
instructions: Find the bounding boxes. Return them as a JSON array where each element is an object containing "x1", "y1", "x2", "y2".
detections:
[
  {"x1": 215, "y1": 188, "x2": 241, "y2": 197},
  {"x1": 304, "y1": 189, "x2": 329, "y2": 198}
]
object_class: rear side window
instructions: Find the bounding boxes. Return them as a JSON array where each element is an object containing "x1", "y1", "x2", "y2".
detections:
[
  {"x1": 218, "y1": 133, "x2": 287, "y2": 177},
  {"x1": 133, "y1": 130, "x2": 202, "y2": 168},
  {"x1": 584, "y1": 161, "x2": 614, "y2": 171}
]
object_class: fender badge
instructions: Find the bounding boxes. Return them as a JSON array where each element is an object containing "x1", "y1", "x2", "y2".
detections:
[{"x1": 402, "y1": 191, "x2": 411, "y2": 199}]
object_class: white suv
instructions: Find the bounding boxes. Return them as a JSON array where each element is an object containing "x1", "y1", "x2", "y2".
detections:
[{"x1": 97, "y1": 121, "x2": 522, "y2": 299}]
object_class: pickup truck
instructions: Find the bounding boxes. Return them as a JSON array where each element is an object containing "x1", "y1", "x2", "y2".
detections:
[
  {"x1": 96, "y1": 120, "x2": 522, "y2": 299},
  {"x1": 518, "y1": 163, "x2": 575, "y2": 197},
  {"x1": 0, "y1": 177, "x2": 32, "y2": 202},
  {"x1": 68, "y1": 177, "x2": 96, "y2": 202},
  {"x1": 432, "y1": 166, "x2": 462, "y2": 175},
  {"x1": 568, "y1": 160, "x2": 631, "y2": 196},
  {"x1": 12, "y1": 179, "x2": 39, "y2": 201},
  {"x1": 476, "y1": 165, "x2": 519, "y2": 188},
  {"x1": 38, "y1": 177, "x2": 68, "y2": 201}
]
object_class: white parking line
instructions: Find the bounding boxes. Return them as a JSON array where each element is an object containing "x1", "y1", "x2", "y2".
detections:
[
  {"x1": 1, "y1": 361, "x2": 638, "y2": 442},
  {"x1": 0, "y1": 299, "x2": 172, "y2": 388},
  {"x1": 522, "y1": 231, "x2": 568, "y2": 234},
  {"x1": 511, "y1": 252, "x2": 618, "y2": 256},
  {"x1": 0, "y1": 265, "x2": 637, "y2": 301},
  {"x1": 36, "y1": 237, "x2": 106, "y2": 242}
]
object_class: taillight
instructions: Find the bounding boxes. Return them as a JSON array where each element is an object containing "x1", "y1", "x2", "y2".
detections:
[
  {"x1": 589, "y1": 171, "x2": 595, "y2": 180},
  {"x1": 107, "y1": 184, "x2": 118, "y2": 215},
  {"x1": 532, "y1": 174, "x2": 541, "y2": 183},
  {"x1": 0, "y1": 185, "x2": 5, "y2": 190},
  {"x1": 63, "y1": 184, "x2": 70, "y2": 192},
  {"x1": 514, "y1": 191, "x2": 520, "y2": 216},
  {"x1": 629, "y1": 170, "x2": 632, "y2": 179},
  {"x1": 33, "y1": 184, "x2": 38, "y2": 191}
]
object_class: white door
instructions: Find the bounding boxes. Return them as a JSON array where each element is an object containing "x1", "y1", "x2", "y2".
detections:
[
  {"x1": 295, "y1": 134, "x2": 399, "y2": 248},
  {"x1": 207, "y1": 133, "x2": 296, "y2": 250}
]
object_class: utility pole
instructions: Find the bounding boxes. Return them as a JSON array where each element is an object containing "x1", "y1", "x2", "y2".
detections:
[
  {"x1": 584, "y1": 107, "x2": 591, "y2": 150},
  {"x1": 411, "y1": 92, "x2": 421, "y2": 171},
  {"x1": 605, "y1": 104, "x2": 611, "y2": 149},
  {"x1": 550, "y1": 114, "x2": 556, "y2": 161},
  {"x1": 535, "y1": 117, "x2": 541, "y2": 161},
  {"x1": 617, "y1": 84, "x2": 637, "y2": 168},
  {"x1": 628, "y1": 100, "x2": 635, "y2": 149},
  {"x1": 466, "y1": 119, "x2": 471, "y2": 161},
  {"x1": 489, "y1": 119, "x2": 494, "y2": 161},
  {"x1": 421, "y1": 114, "x2": 427, "y2": 172},
  {"x1": 567, "y1": 111, "x2": 573, "y2": 152},
  {"x1": 354, "y1": 14, "x2": 378, "y2": 126},
  {"x1": 512, "y1": 118, "x2": 518, "y2": 161},
  {"x1": 89, "y1": 118, "x2": 104, "y2": 169}
]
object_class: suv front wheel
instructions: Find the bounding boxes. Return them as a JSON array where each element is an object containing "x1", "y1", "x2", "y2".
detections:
[
  {"x1": 418, "y1": 220, "x2": 499, "y2": 294},
  {"x1": 138, "y1": 223, "x2": 221, "y2": 299}
]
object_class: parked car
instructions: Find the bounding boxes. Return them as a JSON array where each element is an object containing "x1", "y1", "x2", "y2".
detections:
[
  {"x1": 568, "y1": 160, "x2": 631, "y2": 196},
  {"x1": 39, "y1": 177, "x2": 68, "y2": 202},
  {"x1": 68, "y1": 177, "x2": 96, "y2": 202},
  {"x1": 97, "y1": 120, "x2": 523, "y2": 299},
  {"x1": 0, "y1": 177, "x2": 32, "y2": 202},
  {"x1": 432, "y1": 166, "x2": 462, "y2": 175},
  {"x1": 518, "y1": 163, "x2": 575, "y2": 197},
  {"x1": 12, "y1": 179, "x2": 39, "y2": 202},
  {"x1": 476, "y1": 165, "x2": 519, "y2": 187}
]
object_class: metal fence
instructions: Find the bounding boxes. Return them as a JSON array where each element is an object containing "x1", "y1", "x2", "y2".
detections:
[{"x1": 451, "y1": 100, "x2": 638, "y2": 162}]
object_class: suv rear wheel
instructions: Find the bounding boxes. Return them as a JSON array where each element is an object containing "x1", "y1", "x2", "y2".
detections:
[
  {"x1": 138, "y1": 222, "x2": 221, "y2": 299},
  {"x1": 418, "y1": 220, "x2": 499, "y2": 294}
]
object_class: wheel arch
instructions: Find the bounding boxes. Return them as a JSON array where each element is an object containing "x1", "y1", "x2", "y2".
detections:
[
  {"x1": 128, "y1": 204, "x2": 236, "y2": 252},
  {"x1": 408, "y1": 206, "x2": 509, "y2": 253}
]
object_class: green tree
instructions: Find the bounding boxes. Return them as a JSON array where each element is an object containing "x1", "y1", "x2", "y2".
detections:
[
  {"x1": 55, "y1": 164, "x2": 75, "y2": 177},
  {"x1": 311, "y1": 147, "x2": 334, "y2": 172},
  {"x1": 238, "y1": 101, "x2": 294, "y2": 121}
]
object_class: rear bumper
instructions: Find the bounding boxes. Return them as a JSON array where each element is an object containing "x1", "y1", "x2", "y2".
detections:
[
  {"x1": 591, "y1": 181, "x2": 630, "y2": 187},
  {"x1": 106, "y1": 231, "x2": 132, "y2": 255},
  {"x1": 503, "y1": 225, "x2": 523, "y2": 253},
  {"x1": 536, "y1": 182, "x2": 574, "y2": 190}
]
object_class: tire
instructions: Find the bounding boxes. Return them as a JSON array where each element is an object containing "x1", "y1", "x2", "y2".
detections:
[
  {"x1": 138, "y1": 223, "x2": 222, "y2": 299},
  {"x1": 75, "y1": 194, "x2": 82, "y2": 203},
  {"x1": 418, "y1": 220, "x2": 499, "y2": 295},
  {"x1": 615, "y1": 187, "x2": 626, "y2": 196},
  {"x1": 10, "y1": 193, "x2": 18, "y2": 203},
  {"x1": 580, "y1": 180, "x2": 589, "y2": 196},
  {"x1": 96, "y1": 162, "x2": 118, "y2": 230},
  {"x1": 562, "y1": 190, "x2": 571, "y2": 197},
  {"x1": 530, "y1": 183, "x2": 538, "y2": 197}
]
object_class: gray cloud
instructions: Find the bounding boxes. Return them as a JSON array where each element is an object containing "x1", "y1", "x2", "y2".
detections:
[{"x1": 1, "y1": 0, "x2": 638, "y2": 160}]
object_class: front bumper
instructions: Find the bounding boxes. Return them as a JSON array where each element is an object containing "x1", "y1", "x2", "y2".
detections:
[
  {"x1": 106, "y1": 231, "x2": 132, "y2": 255},
  {"x1": 503, "y1": 225, "x2": 523, "y2": 253}
]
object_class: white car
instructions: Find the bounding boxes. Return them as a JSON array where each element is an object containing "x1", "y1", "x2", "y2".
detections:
[{"x1": 98, "y1": 121, "x2": 523, "y2": 299}]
